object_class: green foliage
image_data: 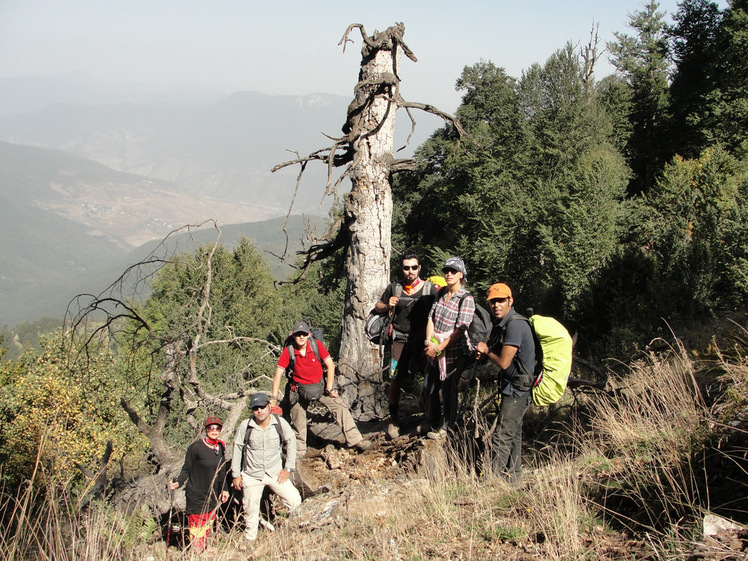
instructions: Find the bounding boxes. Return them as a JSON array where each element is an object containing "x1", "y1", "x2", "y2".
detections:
[
  {"x1": 0, "y1": 332, "x2": 148, "y2": 490},
  {"x1": 394, "y1": 46, "x2": 628, "y2": 330},
  {"x1": 608, "y1": 0, "x2": 672, "y2": 194},
  {"x1": 144, "y1": 238, "x2": 283, "y2": 388},
  {"x1": 641, "y1": 147, "x2": 748, "y2": 310},
  {"x1": 667, "y1": 0, "x2": 724, "y2": 158},
  {"x1": 703, "y1": 0, "x2": 748, "y2": 156}
]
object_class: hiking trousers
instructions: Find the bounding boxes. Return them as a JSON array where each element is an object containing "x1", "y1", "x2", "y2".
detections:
[
  {"x1": 424, "y1": 356, "x2": 467, "y2": 430},
  {"x1": 240, "y1": 472, "x2": 301, "y2": 540},
  {"x1": 491, "y1": 392, "x2": 532, "y2": 482},
  {"x1": 289, "y1": 394, "x2": 364, "y2": 456}
]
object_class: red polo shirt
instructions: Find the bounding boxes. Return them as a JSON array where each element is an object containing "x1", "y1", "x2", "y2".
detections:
[{"x1": 277, "y1": 340, "x2": 330, "y2": 385}]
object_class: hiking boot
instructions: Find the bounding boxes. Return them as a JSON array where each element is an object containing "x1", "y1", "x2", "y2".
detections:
[
  {"x1": 426, "y1": 428, "x2": 447, "y2": 440},
  {"x1": 416, "y1": 422, "x2": 434, "y2": 436},
  {"x1": 386, "y1": 423, "x2": 400, "y2": 440},
  {"x1": 259, "y1": 518, "x2": 275, "y2": 532},
  {"x1": 354, "y1": 439, "x2": 372, "y2": 452}
]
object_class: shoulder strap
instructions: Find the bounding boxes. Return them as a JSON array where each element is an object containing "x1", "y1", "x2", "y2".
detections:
[
  {"x1": 285, "y1": 338, "x2": 322, "y2": 376},
  {"x1": 243, "y1": 415, "x2": 286, "y2": 447},
  {"x1": 423, "y1": 280, "x2": 436, "y2": 296},
  {"x1": 284, "y1": 341, "x2": 295, "y2": 373},
  {"x1": 308, "y1": 337, "x2": 322, "y2": 363},
  {"x1": 273, "y1": 414, "x2": 285, "y2": 442},
  {"x1": 502, "y1": 315, "x2": 538, "y2": 386},
  {"x1": 243, "y1": 419, "x2": 253, "y2": 447}
]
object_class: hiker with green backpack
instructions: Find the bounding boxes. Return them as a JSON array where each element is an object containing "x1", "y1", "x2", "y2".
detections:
[{"x1": 474, "y1": 283, "x2": 536, "y2": 484}]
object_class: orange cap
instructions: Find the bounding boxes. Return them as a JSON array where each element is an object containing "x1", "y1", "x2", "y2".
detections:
[{"x1": 487, "y1": 283, "x2": 512, "y2": 300}]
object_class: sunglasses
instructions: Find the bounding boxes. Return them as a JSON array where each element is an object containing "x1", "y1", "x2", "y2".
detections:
[
  {"x1": 252, "y1": 404, "x2": 268, "y2": 411},
  {"x1": 402, "y1": 265, "x2": 419, "y2": 271},
  {"x1": 489, "y1": 297, "x2": 509, "y2": 304},
  {"x1": 206, "y1": 425, "x2": 221, "y2": 431},
  {"x1": 442, "y1": 268, "x2": 460, "y2": 275}
]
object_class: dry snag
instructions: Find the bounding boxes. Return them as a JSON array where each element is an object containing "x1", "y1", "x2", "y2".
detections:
[{"x1": 273, "y1": 23, "x2": 473, "y2": 419}]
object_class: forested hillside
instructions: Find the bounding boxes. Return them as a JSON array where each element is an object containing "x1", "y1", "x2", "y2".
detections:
[
  {"x1": 391, "y1": 0, "x2": 748, "y2": 356},
  {"x1": 1, "y1": 2, "x2": 747, "y2": 560}
]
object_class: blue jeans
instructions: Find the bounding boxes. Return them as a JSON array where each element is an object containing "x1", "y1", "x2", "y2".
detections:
[{"x1": 491, "y1": 391, "x2": 532, "y2": 482}]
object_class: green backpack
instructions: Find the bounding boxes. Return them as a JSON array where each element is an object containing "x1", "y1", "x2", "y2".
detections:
[{"x1": 506, "y1": 314, "x2": 573, "y2": 406}]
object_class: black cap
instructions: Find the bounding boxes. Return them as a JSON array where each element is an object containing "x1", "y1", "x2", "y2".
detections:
[{"x1": 250, "y1": 393, "x2": 269, "y2": 409}]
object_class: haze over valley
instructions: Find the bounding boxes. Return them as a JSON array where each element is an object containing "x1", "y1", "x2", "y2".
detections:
[{"x1": 0, "y1": 75, "x2": 432, "y2": 326}]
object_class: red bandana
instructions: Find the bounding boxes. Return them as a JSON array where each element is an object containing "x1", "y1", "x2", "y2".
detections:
[
  {"x1": 404, "y1": 278, "x2": 422, "y2": 294},
  {"x1": 204, "y1": 437, "x2": 224, "y2": 449}
]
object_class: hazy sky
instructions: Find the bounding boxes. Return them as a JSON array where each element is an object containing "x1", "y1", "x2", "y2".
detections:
[{"x1": 0, "y1": 0, "x2": 730, "y2": 113}]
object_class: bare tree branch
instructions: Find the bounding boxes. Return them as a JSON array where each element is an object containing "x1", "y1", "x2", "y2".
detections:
[
  {"x1": 271, "y1": 23, "x2": 475, "y2": 281},
  {"x1": 581, "y1": 21, "x2": 604, "y2": 85}
]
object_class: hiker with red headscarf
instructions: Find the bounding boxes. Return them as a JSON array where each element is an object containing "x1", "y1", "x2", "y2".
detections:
[{"x1": 168, "y1": 416, "x2": 230, "y2": 551}]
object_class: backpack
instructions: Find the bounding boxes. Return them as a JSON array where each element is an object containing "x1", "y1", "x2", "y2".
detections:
[
  {"x1": 436, "y1": 287, "x2": 494, "y2": 347},
  {"x1": 364, "y1": 310, "x2": 390, "y2": 345},
  {"x1": 241, "y1": 414, "x2": 287, "y2": 470},
  {"x1": 505, "y1": 314, "x2": 573, "y2": 407},
  {"x1": 365, "y1": 282, "x2": 403, "y2": 345}
]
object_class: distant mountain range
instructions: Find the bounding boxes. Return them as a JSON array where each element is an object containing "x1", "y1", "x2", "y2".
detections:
[
  {"x1": 0, "y1": 74, "x2": 438, "y2": 208},
  {"x1": 0, "y1": 140, "x2": 324, "y2": 326},
  {"x1": 0, "y1": 73, "x2": 440, "y2": 326},
  {"x1": 0, "y1": 90, "x2": 352, "y2": 213}
]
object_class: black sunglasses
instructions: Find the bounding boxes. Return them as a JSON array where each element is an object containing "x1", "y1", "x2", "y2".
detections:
[{"x1": 402, "y1": 265, "x2": 419, "y2": 271}]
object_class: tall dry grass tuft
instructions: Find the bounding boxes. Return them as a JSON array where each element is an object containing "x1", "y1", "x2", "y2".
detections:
[
  {"x1": 522, "y1": 458, "x2": 585, "y2": 559},
  {"x1": 584, "y1": 338, "x2": 710, "y2": 534},
  {"x1": 0, "y1": 438, "x2": 160, "y2": 561}
]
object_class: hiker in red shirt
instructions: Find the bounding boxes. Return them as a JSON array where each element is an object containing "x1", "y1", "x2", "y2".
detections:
[{"x1": 270, "y1": 321, "x2": 372, "y2": 457}]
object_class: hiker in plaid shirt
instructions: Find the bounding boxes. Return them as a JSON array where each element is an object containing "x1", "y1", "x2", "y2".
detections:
[{"x1": 423, "y1": 257, "x2": 475, "y2": 439}]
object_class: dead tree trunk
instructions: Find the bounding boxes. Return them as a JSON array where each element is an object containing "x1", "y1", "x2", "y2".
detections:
[
  {"x1": 335, "y1": 26, "x2": 403, "y2": 420},
  {"x1": 273, "y1": 23, "x2": 472, "y2": 421}
]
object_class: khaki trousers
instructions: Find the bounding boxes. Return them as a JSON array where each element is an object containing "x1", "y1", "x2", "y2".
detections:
[{"x1": 289, "y1": 394, "x2": 363, "y2": 455}]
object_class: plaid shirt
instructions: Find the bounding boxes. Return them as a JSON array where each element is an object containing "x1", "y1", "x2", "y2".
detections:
[{"x1": 429, "y1": 287, "x2": 475, "y2": 368}]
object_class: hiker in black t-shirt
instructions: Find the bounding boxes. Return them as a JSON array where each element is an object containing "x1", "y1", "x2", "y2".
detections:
[
  {"x1": 475, "y1": 283, "x2": 536, "y2": 485},
  {"x1": 373, "y1": 250, "x2": 437, "y2": 439}
]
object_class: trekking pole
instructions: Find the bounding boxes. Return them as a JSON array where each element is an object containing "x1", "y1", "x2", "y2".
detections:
[{"x1": 165, "y1": 482, "x2": 175, "y2": 558}]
